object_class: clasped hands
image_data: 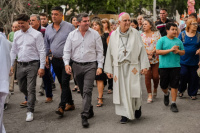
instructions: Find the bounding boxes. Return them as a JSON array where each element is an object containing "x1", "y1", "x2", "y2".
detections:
[
  {"x1": 147, "y1": 50, "x2": 155, "y2": 60},
  {"x1": 171, "y1": 45, "x2": 180, "y2": 54}
]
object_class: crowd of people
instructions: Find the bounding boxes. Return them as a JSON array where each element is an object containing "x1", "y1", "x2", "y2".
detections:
[{"x1": 0, "y1": 6, "x2": 200, "y2": 132}]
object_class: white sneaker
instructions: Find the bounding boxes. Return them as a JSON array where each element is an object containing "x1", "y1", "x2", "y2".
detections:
[{"x1": 26, "y1": 112, "x2": 33, "y2": 122}]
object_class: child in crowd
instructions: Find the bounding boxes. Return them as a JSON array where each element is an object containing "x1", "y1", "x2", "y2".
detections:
[{"x1": 156, "y1": 22, "x2": 185, "y2": 112}]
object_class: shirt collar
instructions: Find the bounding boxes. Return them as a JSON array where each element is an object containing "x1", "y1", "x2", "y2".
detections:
[
  {"x1": 51, "y1": 20, "x2": 64, "y2": 29},
  {"x1": 37, "y1": 25, "x2": 41, "y2": 31},
  {"x1": 77, "y1": 27, "x2": 91, "y2": 33},
  {"x1": 21, "y1": 26, "x2": 32, "y2": 33}
]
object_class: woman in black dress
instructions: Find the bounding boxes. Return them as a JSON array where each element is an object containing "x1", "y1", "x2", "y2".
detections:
[{"x1": 91, "y1": 17, "x2": 109, "y2": 107}]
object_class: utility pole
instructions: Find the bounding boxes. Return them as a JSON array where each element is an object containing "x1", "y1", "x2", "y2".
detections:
[{"x1": 153, "y1": 0, "x2": 156, "y2": 22}]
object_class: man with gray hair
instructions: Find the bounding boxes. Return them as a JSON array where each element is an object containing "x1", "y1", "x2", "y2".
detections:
[
  {"x1": 109, "y1": 19, "x2": 117, "y2": 31},
  {"x1": 137, "y1": 15, "x2": 143, "y2": 32},
  {"x1": 63, "y1": 13, "x2": 104, "y2": 128},
  {"x1": 104, "y1": 12, "x2": 150, "y2": 124},
  {"x1": 30, "y1": 14, "x2": 54, "y2": 103}
]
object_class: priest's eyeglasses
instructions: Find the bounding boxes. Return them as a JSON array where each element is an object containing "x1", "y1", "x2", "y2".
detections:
[{"x1": 122, "y1": 19, "x2": 131, "y2": 23}]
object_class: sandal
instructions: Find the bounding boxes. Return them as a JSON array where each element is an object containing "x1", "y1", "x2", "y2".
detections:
[
  {"x1": 153, "y1": 89, "x2": 157, "y2": 98},
  {"x1": 96, "y1": 97, "x2": 103, "y2": 107},
  {"x1": 107, "y1": 89, "x2": 113, "y2": 94},
  {"x1": 179, "y1": 93, "x2": 183, "y2": 98},
  {"x1": 72, "y1": 87, "x2": 77, "y2": 92},
  {"x1": 77, "y1": 89, "x2": 80, "y2": 93},
  {"x1": 153, "y1": 93, "x2": 157, "y2": 98},
  {"x1": 190, "y1": 96, "x2": 197, "y2": 100},
  {"x1": 147, "y1": 93, "x2": 153, "y2": 103}
]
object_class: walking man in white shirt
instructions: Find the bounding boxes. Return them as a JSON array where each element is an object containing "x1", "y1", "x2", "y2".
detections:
[
  {"x1": 0, "y1": 24, "x2": 12, "y2": 133},
  {"x1": 10, "y1": 14, "x2": 46, "y2": 122},
  {"x1": 63, "y1": 13, "x2": 104, "y2": 128}
]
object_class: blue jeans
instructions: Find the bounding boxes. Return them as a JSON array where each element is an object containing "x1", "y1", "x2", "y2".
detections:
[
  {"x1": 179, "y1": 64, "x2": 199, "y2": 96},
  {"x1": 42, "y1": 66, "x2": 53, "y2": 98}
]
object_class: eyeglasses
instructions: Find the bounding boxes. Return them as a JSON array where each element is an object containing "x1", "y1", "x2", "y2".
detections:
[
  {"x1": 191, "y1": 23, "x2": 198, "y2": 26},
  {"x1": 122, "y1": 19, "x2": 131, "y2": 22}
]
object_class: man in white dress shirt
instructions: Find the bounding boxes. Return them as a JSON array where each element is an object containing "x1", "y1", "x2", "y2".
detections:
[
  {"x1": 63, "y1": 13, "x2": 104, "y2": 128},
  {"x1": 0, "y1": 26, "x2": 12, "y2": 133},
  {"x1": 10, "y1": 14, "x2": 46, "y2": 122}
]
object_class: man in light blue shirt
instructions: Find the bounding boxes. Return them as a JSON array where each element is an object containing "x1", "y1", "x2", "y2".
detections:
[{"x1": 44, "y1": 6, "x2": 75, "y2": 116}]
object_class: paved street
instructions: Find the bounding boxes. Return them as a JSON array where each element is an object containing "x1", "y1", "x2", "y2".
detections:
[{"x1": 4, "y1": 76, "x2": 200, "y2": 133}]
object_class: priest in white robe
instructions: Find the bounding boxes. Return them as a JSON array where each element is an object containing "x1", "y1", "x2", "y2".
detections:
[
  {"x1": 104, "y1": 12, "x2": 150, "y2": 123},
  {"x1": 0, "y1": 34, "x2": 11, "y2": 133}
]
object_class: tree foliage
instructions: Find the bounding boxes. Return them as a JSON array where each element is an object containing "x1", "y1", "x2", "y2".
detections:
[
  {"x1": 1, "y1": 0, "x2": 200, "y2": 34},
  {"x1": 0, "y1": 0, "x2": 40, "y2": 34},
  {"x1": 38, "y1": 0, "x2": 200, "y2": 17}
]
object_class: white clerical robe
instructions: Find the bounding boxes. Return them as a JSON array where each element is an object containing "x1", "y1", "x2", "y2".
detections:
[
  {"x1": 0, "y1": 34, "x2": 11, "y2": 133},
  {"x1": 104, "y1": 27, "x2": 150, "y2": 120}
]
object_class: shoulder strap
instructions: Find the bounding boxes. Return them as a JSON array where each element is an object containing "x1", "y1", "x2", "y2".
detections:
[
  {"x1": 197, "y1": 32, "x2": 200, "y2": 43},
  {"x1": 181, "y1": 32, "x2": 186, "y2": 42}
]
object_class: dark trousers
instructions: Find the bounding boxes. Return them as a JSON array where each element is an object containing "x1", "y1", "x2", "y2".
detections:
[
  {"x1": 42, "y1": 66, "x2": 53, "y2": 98},
  {"x1": 52, "y1": 57, "x2": 73, "y2": 109},
  {"x1": 74, "y1": 79, "x2": 78, "y2": 85},
  {"x1": 72, "y1": 62, "x2": 96, "y2": 117},
  {"x1": 179, "y1": 64, "x2": 199, "y2": 96},
  {"x1": 108, "y1": 78, "x2": 113, "y2": 90},
  {"x1": 40, "y1": 73, "x2": 55, "y2": 90}
]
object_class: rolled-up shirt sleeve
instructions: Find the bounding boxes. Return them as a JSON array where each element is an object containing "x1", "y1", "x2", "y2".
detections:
[
  {"x1": 44, "y1": 29, "x2": 50, "y2": 56},
  {"x1": 63, "y1": 33, "x2": 72, "y2": 66},
  {"x1": 36, "y1": 33, "x2": 46, "y2": 69},
  {"x1": 95, "y1": 33, "x2": 104, "y2": 68}
]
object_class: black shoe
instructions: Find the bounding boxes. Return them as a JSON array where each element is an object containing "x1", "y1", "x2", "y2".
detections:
[
  {"x1": 88, "y1": 106, "x2": 94, "y2": 119},
  {"x1": 164, "y1": 92, "x2": 170, "y2": 106},
  {"x1": 82, "y1": 116, "x2": 89, "y2": 128},
  {"x1": 135, "y1": 106, "x2": 142, "y2": 119},
  {"x1": 52, "y1": 83, "x2": 56, "y2": 91},
  {"x1": 4, "y1": 103, "x2": 8, "y2": 110},
  {"x1": 170, "y1": 103, "x2": 179, "y2": 112},
  {"x1": 120, "y1": 116, "x2": 128, "y2": 124},
  {"x1": 39, "y1": 88, "x2": 44, "y2": 96}
]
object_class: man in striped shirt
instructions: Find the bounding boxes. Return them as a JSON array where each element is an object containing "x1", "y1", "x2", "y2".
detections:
[{"x1": 155, "y1": 9, "x2": 172, "y2": 36}]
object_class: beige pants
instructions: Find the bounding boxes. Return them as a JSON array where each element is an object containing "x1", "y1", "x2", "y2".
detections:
[{"x1": 9, "y1": 60, "x2": 17, "y2": 92}]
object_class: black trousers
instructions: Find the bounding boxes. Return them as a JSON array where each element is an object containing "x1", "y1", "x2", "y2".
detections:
[
  {"x1": 52, "y1": 57, "x2": 73, "y2": 109},
  {"x1": 108, "y1": 78, "x2": 113, "y2": 90}
]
